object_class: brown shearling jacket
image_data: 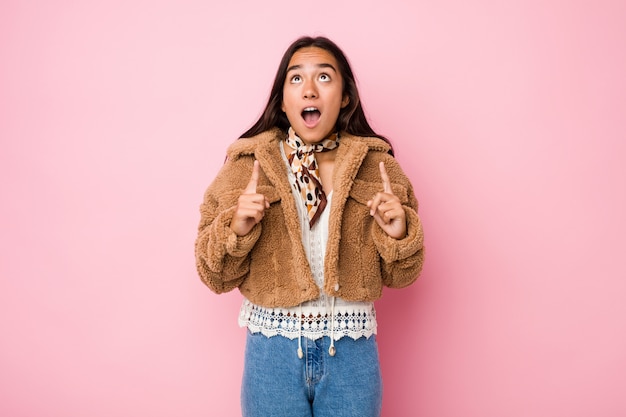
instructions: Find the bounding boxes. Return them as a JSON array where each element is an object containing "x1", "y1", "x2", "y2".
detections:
[{"x1": 195, "y1": 128, "x2": 424, "y2": 308}]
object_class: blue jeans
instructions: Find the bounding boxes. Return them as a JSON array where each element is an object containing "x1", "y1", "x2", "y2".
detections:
[{"x1": 241, "y1": 331, "x2": 382, "y2": 417}]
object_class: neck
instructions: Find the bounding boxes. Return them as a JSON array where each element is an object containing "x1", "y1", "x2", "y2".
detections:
[{"x1": 287, "y1": 127, "x2": 339, "y2": 149}]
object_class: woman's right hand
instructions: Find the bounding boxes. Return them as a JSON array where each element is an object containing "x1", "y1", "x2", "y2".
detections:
[{"x1": 230, "y1": 160, "x2": 269, "y2": 236}]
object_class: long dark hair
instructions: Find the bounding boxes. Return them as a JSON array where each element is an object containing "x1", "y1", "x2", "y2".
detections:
[{"x1": 240, "y1": 36, "x2": 394, "y2": 155}]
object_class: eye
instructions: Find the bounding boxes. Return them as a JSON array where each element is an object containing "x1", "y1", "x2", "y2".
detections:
[
  {"x1": 319, "y1": 73, "x2": 331, "y2": 82},
  {"x1": 290, "y1": 75, "x2": 302, "y2": 84}
]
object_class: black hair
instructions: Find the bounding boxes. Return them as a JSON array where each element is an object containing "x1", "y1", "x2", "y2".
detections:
[{"x1": 240, "y1": 36, "x2": 393, "y2": 155}]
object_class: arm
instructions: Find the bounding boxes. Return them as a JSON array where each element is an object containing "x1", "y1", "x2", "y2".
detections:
[
  {"x1": 369, "y1": 158, "x2": 425, "y2": 288},
  {"x1": 194, "y1": 158, "x2": 264, "y2": 294}
]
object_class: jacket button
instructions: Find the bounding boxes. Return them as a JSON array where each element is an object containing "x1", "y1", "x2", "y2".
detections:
[{"x1": 334, "y1": 283, "x2": 339, "y2": 291}]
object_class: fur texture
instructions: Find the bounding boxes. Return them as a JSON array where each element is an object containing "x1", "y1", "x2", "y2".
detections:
[{"x1": 195, "y1": 128, "x2": 424, "y2": 308}]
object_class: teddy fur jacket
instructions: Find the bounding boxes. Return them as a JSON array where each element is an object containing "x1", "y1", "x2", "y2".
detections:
[{"x1": 195, "y1": 128, "x2": 425, "y2": 308}]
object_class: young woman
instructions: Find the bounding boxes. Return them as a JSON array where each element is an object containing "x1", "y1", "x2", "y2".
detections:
[{"x1": 195, "y1": 36, "x2": 424, "y2": 417}]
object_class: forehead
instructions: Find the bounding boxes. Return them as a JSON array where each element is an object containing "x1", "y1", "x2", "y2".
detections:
[{"x1": 287, "y1": 47, "x2": 339, "y2": 71}]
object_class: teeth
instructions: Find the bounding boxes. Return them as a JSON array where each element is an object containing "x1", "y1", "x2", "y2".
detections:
[{"x1": 303, "y1": 107, "x2": 318, "y2": 112}]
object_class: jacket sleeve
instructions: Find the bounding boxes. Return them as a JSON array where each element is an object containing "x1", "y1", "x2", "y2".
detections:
[
  {"x1": 370, "y1": 157, "x2": 425, "y2": 288},
  {"x1": 194, "y1": 158, "x2": 261, "y2": 294}
]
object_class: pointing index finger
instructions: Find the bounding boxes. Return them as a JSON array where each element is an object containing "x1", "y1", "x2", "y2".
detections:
[
  {"x1": 379, "y1": 161, "x2": 392, "y2": 194},
  {"x1": 244, "y1": 160, "x2": 259, "y2": 194}
]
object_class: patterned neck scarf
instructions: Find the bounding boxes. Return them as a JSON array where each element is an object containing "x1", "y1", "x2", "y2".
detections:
[{"x1": 285, "y1": 127, "x2": 340, "y2": 228}]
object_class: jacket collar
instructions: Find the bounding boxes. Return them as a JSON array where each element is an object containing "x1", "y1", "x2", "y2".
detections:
[
  {"x1": 225, "y1": 127, "x2": 391, "y2": 219},
  {"x1": 226, "y1": 127, "x2": 390, "y2": 164}
]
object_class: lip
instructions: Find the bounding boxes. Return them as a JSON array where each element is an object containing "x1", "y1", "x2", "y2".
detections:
[{"x1": 301, "y1": 106, "x2": 322, "y2": 129}]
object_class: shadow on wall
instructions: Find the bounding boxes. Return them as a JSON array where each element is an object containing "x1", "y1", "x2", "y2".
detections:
[{"x1": 375, "y1": 254, "x2": 439, "y2": 415}]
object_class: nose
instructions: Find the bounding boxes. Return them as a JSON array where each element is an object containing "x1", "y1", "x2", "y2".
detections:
[{"x1": 303, "y1": 79, "x2": 317, "y2": 99}]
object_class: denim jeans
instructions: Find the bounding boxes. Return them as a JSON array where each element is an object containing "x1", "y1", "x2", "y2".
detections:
[{"x1": 241, "y1": 331, "x2": 382, "y2": 417}]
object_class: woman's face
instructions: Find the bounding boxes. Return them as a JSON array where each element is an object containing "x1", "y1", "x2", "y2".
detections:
[{"x1": 281, "y1": 47, "x2": 349, "y2": 145}]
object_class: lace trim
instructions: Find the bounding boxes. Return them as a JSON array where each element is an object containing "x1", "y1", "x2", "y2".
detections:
[
  {"x1": 238, "y1": 144, "x2": 376, "y2": 341},
  {"x1": 238, "y1": 300, "x2": 377, "y2": 341}
]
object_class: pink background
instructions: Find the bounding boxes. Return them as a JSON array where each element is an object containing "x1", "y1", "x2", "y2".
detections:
[{"x1": 1, "y1": 0, "x2": 625, "y2": 416}]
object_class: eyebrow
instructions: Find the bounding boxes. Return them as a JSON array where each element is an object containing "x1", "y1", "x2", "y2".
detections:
[{"x1": 286, "y1": 63, "x2": 338, "y2": 73}]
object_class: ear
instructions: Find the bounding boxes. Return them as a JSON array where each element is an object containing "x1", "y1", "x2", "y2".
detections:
[
  {"x1": 341, "y1": 95, "x2": 350, "y2": 108},
  {"x1": 281, "y1": 101, "x2": 286, "y2": 112}
]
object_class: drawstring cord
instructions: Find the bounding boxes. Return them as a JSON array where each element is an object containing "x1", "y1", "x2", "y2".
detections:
[
  {"x1": 297, "y1": 304, "x2": 304, "y2": 359},
  {"x1": 296, "y1": 297, "x2": 337, "y2": 358},
  {"x1": 329, "y1": 296, "x2": 336, "y2": 356}
]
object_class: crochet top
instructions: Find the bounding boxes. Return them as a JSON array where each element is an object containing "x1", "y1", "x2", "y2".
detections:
[{"x1": 238, "y1": 141, "x2": 377, "y2": 341}]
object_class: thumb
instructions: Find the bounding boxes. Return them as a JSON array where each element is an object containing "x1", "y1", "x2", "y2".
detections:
[{"x1": 243, "y1": 160, "x2": 260, "y2": 194}]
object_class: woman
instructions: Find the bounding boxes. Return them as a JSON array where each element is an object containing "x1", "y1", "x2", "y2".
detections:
[{"x1": 195, "y1": 36, "x2": 424, "y2": 417}]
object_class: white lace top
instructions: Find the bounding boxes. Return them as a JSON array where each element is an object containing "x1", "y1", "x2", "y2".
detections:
[{"x1": 238, "y1": 141, "x2": 377, "y2": 341}]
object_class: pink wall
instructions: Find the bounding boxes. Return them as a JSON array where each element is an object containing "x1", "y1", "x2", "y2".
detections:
[{"x1": 1, "y1": 1, "x2": 625, "y2": 416}]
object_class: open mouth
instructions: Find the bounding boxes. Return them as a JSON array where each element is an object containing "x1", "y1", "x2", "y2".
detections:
[{"x1": 301, "y1": 107, "x2": 321, "y2": 126}]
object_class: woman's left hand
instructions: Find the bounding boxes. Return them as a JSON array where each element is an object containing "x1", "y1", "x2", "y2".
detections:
[{"x1": 367, "y1": 162, "x2": 407, "y2": 239}]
